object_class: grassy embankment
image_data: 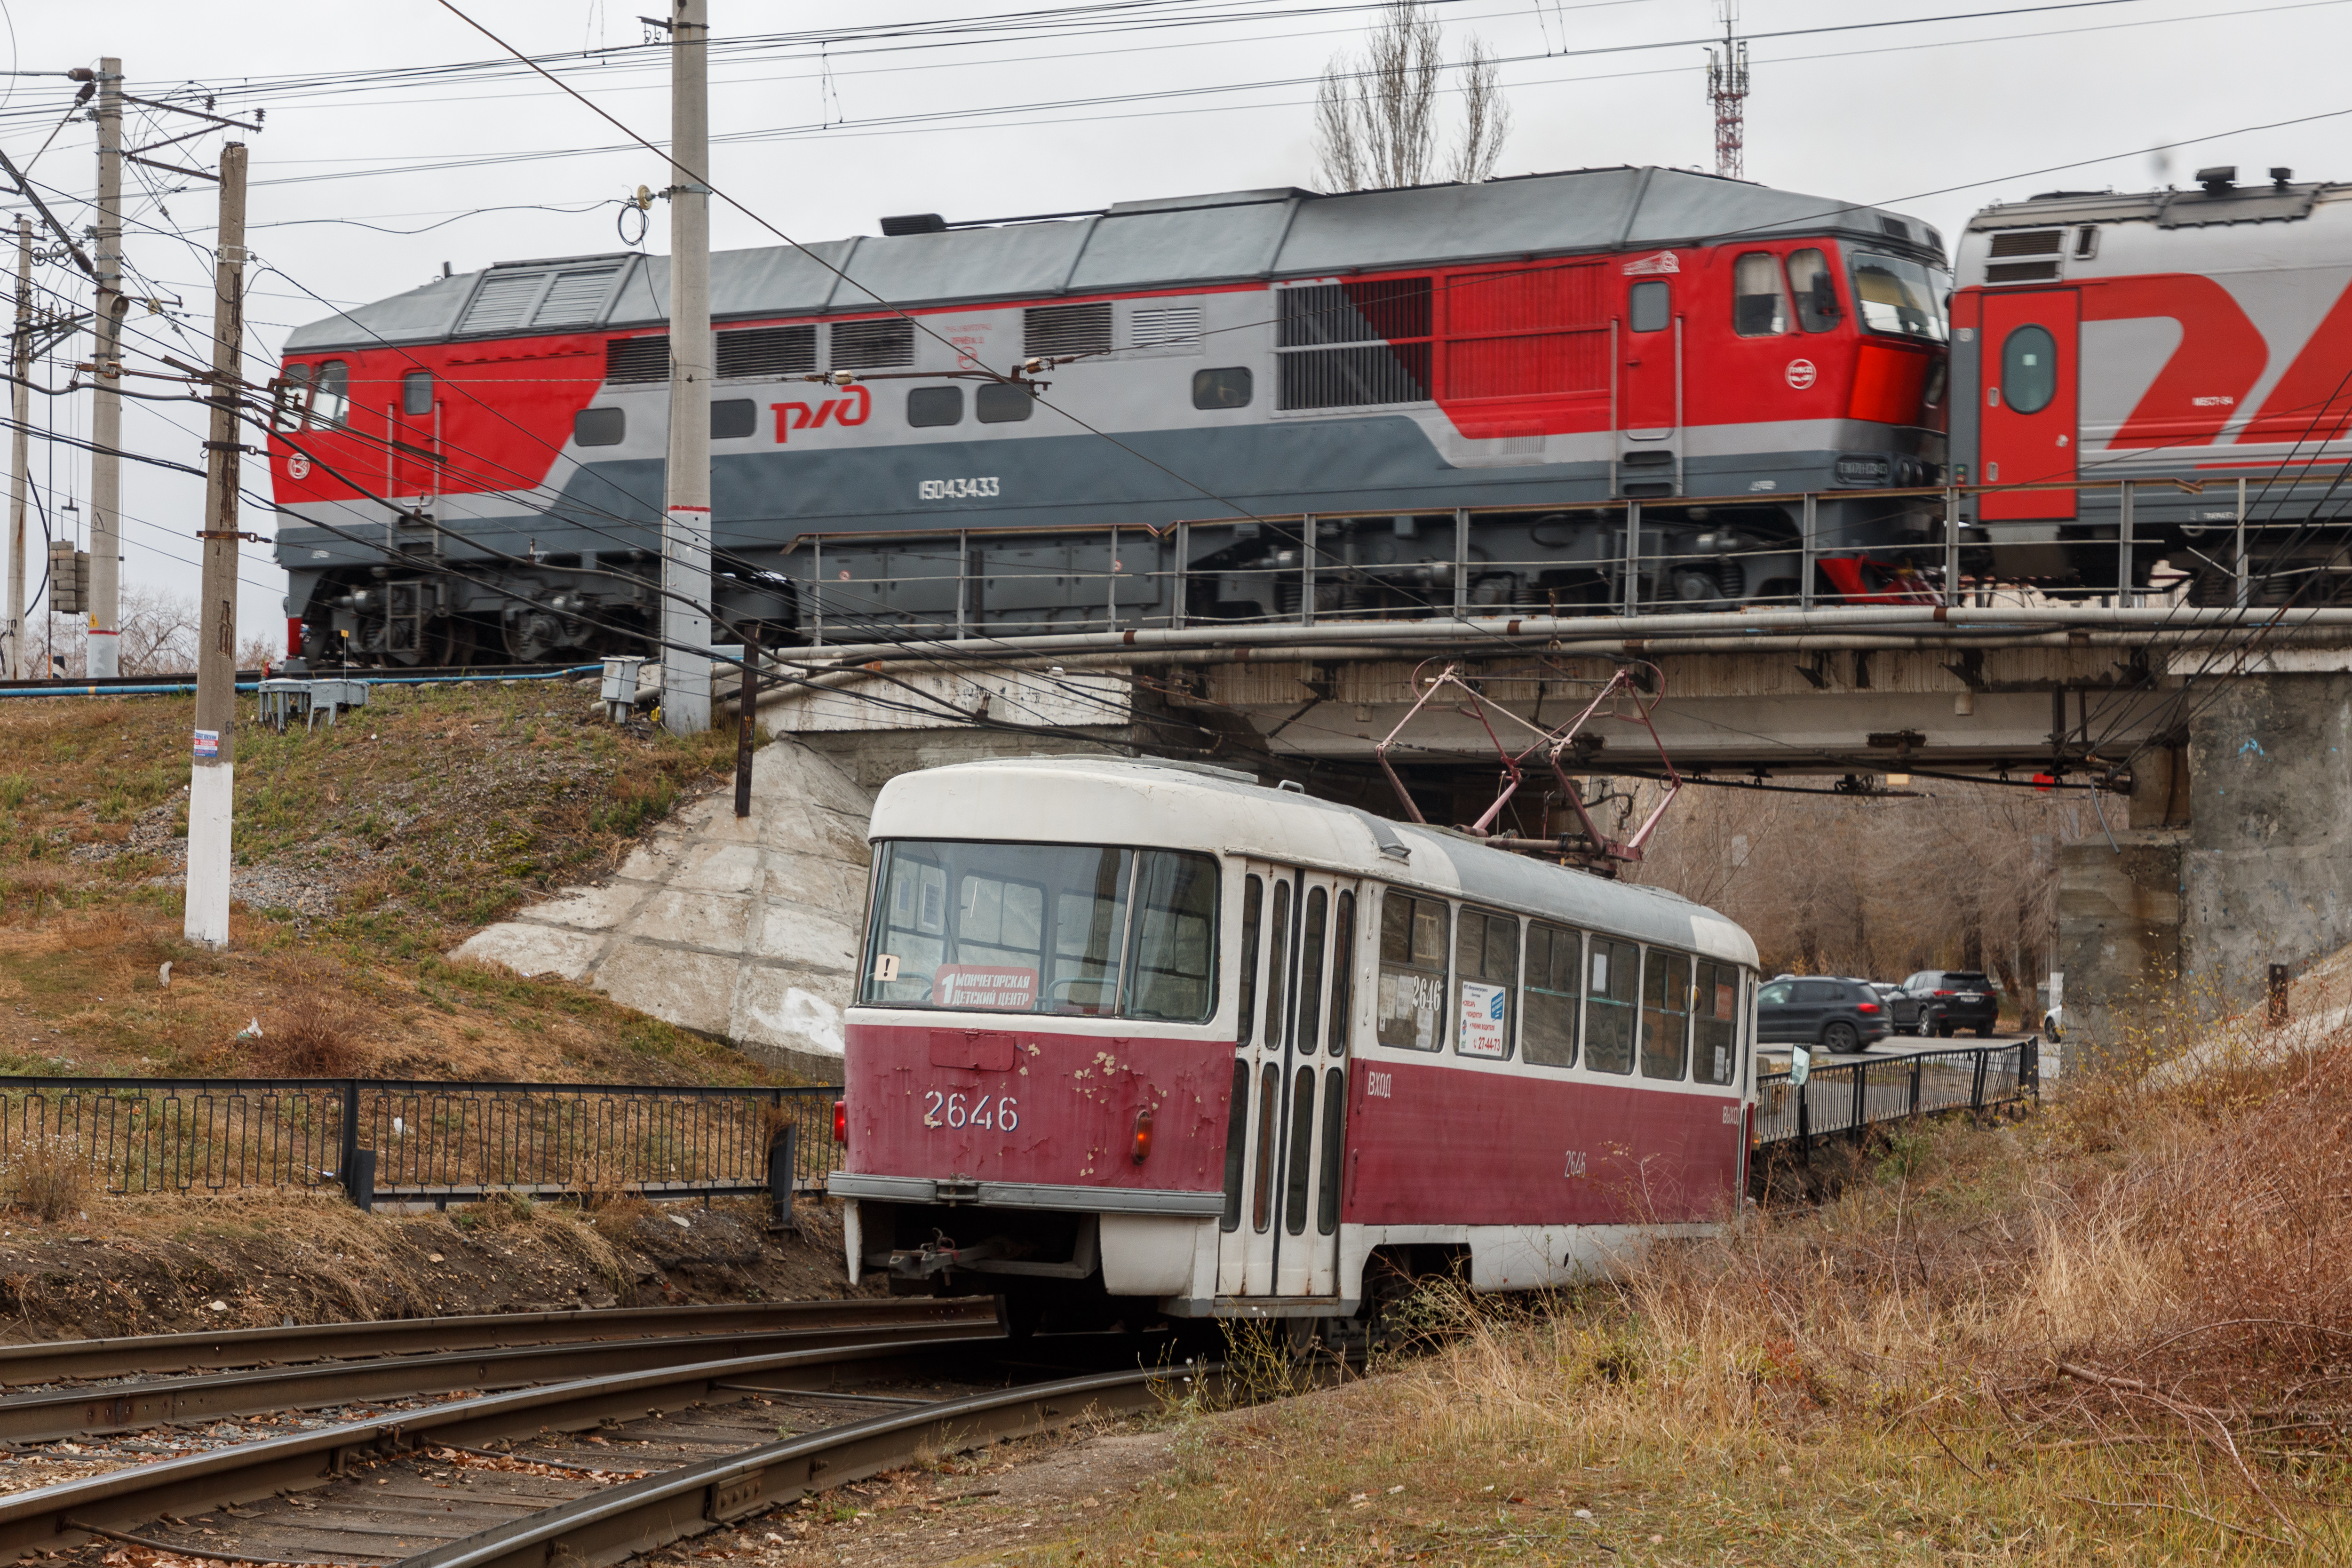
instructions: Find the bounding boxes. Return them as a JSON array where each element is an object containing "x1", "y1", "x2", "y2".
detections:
[{"x1": 0, "y1": 679, "x2": 769, "y2": 1084}]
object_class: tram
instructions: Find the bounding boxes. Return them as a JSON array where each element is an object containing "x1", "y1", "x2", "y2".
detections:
[{"x1": 827, "y1": 756, "x2": 1760, "y2": 1326}]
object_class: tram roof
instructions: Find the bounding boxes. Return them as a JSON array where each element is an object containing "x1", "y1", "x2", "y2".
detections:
[
  {"x1": 285, "y1": 166, "x2": 1941, "y2": 354},
  {"x1": 867, "y1": 756, "x2": 1758, "y2": 969}
]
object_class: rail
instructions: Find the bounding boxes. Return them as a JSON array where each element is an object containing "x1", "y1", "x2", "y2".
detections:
[
  {"x1": 0, "y1": 1075, "x2": 843, "y2": 1214},
  {"x1": 1752, "y1": 1037, "x2": 2037, "y2": 1149}
]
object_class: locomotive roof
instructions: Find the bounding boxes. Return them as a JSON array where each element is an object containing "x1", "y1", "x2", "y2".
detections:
[
  {"x1": 1967, "y1": 178, "x2": 2346, "y2": 231},
  {"x1": 284, "y1": 165, "x2": 1940, "y2": 354},
  {"x1": 866, "y1": 755, "x2": 1759, "y2": 969}
]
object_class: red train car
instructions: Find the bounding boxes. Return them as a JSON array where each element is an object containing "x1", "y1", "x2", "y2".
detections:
[{"x1": 828, "y1": 756, "x2": 1760, "y2": 1327}]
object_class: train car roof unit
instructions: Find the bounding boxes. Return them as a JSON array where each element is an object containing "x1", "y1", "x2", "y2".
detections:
[
  {"x1": 1966, "y1": 173, "x2": 2341, "y2": 231},
  {"x1": 285, "y1": 165, "x2": 1940, "y2": 354}
]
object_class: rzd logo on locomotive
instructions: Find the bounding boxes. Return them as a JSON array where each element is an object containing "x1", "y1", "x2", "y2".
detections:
[{"x1": 768, "y1": 384, "x2": 871, "y2": 442}]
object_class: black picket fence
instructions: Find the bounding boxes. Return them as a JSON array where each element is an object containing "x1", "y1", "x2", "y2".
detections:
[
  {"x1": 1753, "y1": 1038, "x2": 2037, "y2": 1148},
  {"x1": 0, "y1": 1077, "x2": 842, "y2": 1215}
]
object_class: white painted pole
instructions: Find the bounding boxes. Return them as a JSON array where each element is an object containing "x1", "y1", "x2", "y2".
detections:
[
  {"x1": 3, "y1": 218, "x2": 25, "y2": 680},
  {"x1": 87, "y1": 57, "x2": 123, "y2": 678},
  {"x1": 185, "y1": 143, "x2": 246, "y2": 949},
  {"x1": 661, "y1": 0, "x2": 713, "y2": 734}
]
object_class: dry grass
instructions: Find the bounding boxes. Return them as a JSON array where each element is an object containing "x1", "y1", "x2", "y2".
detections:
[
  {"x1": 1, "y1": 1132, "x2": 95, "y2": 1224},
  {"x1": 248, "y1": 991, "x2": 374, "y2": 1077}
]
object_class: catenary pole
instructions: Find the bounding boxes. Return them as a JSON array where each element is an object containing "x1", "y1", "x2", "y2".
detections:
[
  {"x1": 185, "y1": 142, "x2": 246, "y2": 949},
  {"x1": 87, "y1": 57, "x2": 123, "y2": 677},
  {"x1": 3, "y1": 218, "x2": 25, "y2": 680},
  {"x1": 661, "y1": 0, "x2": 712, "y2": 734}
]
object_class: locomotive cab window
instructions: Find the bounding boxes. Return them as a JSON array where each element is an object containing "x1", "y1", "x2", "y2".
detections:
[
  {"x1": 2001, "y1": 325, "x2": 2058, "y2": 415},
  {"x1": 1522, "y1": 922, "x2": 1581, "y2": 1068},
  {"x1": 1586, "y1": 936, "x2": 1639, "y2": 1073},
  {"x1": 907, "y1": 386, "x2": 963, "y2": 427},
  {"x1": 862, "y1": 841, "x2": 1217, "y2": 1021},
  {"x1": 1193, "y1": 366, "x2": 1253, "y2": 409},
  {"x1": 1786, "y1": 250, "x2": 1840, "y2": 333},
  {"x1": 1454, "y1": 908, "x2": 1519, "y2": 1059},
  {"x1": 1849, "y1": 251, "x2": 1947, "y2": 342},
  {"x1": 1732, "y1": 253, "x2": 1788, "y2": 337},
  {"x1": 1629, "y1": 280, "x2": 1671, "y2": 333},
  {"x1": 1375, "y1": 889, "x2": 1449, "y2": 1051}
]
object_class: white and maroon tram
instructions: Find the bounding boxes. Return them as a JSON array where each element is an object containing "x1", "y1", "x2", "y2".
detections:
[{"x1": 829, "y1": 756, "x2": 1760, "y2": 1324}]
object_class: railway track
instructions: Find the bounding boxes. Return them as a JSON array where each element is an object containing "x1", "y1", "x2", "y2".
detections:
[{"x1": 0, "y1": 1301, "x2": 1215, "y2": 1568}]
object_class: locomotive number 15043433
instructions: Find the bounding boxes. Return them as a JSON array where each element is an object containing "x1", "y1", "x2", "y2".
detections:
[{"x1": 922, "y1": 1089, "x2": 1020, "y2": 1130}]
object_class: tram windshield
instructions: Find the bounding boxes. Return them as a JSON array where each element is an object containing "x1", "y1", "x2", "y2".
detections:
[
  {"x1": 1847, "y1": 251, "x2": 1948, "y2": 342},
  {"x1": 862, "y1": 840, "x2": 1219, "y2": 1022}
]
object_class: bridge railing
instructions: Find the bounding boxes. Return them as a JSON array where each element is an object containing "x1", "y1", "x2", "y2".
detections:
[{"x1": 1752, "y1": 1038, "x2": 2036, "y2": 1148}]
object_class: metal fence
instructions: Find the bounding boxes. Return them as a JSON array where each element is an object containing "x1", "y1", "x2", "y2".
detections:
[
  {"x1": 0, "y1": 1077, "x2": 843, "y2": 1214},
  {"x1": 1753, "y1": 1039, "x2": 2036, "y2": 1149}
]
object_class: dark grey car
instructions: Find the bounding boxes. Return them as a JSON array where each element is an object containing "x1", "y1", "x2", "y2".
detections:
[
  {"x1": 1756, "y1": 976, "x2": 1893, "y2": 1054},
  {"x1": 1900, "y1": 970, "x2": 2002, "y2": 1037}
]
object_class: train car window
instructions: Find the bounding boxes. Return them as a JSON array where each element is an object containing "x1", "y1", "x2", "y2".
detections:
[
  {"x1": 1051, "y1": 853, "x2": 1132, "y2": 1016},
  {"x1": 1317, "y1": 1066, "x2": 1344, "y2": 1234},
  {"x1": 573, "y1": 407, "x2": 625, "y2": 447},
  {"x1": 1327, "y1": 890, "x2": 1356, "y2": 1055},
  {"x1": 311, "y1": 361, "x2": 350, "y2": 427},
  {"x1": 2001, "y1": 325, "x2": 2058, "y2": 415},
  {"x1": 1126, "y1": 851, "x2": 1219, "y2": 1022},
  {"x1": 401, "y1": 371, "x2": 434, "y2": 418},
  {"x1": 1264, "y1": 880, "x2": 1293, "y2": 1047},
  {"x1": 1375, "y1": 889, "x2": 1449, "y2": 1051},
  {"x1": 1252, "y1": 1062, "x2": 1279, "y2": 1233},
  {"x1": 976, "y1": 382, "x2": 1035, "y2": 423},
  {"x1": 1296, "y1": 887, "x2": 1329, "y2": 1051},
  {"x1": 1236, "y1": 876, "x2": 1263, "y2": 1048},
  {"x1": 1640, "y1": 950, "x2": 1692, "y2": 1081},
  {"x1": 1628, "y1": 281, "x2": 1670, "y2": 334},
  {"x1": 1585, "y1": 936, "x2": 1639, "y2": 1073},
  {"x1": 1453, "y1": 908, "x2": 1518, "y2": 1059},
  {"x1": 1220, "y1": 1058, "x2": 1250, "y2": 1233},
  {"x1": 1848, "y1": 251, "x2": 1947, "y2": 342},
  {"x1": 1693, "y1": 960, "x2": 1740, "y2": 1086},
  {"x1": 1786, "y1": 250, "x2": 1841, "y2": 333},
  {"x1": 710, "y1": 399, "x2": 757, "y2": 440},
  {"x1": 1522, "y1": 921, "x2": 1581, "y2": 1068},
  {"x1": 1284, "y1": 1065, "x2": 1316, "y2": 1236},
  {"x1": 907, "y1": 386, "x2": 963, "y2": 427},
  {"x1": 1732, "y1": 254, "x2": 1788, "y2": 337},
  {"x1": 1193, "y1": 367, "x2": 1253, "y2": 409},
  {"x1": 830, "y1": 317, "x2": 915, "y2": 370}
]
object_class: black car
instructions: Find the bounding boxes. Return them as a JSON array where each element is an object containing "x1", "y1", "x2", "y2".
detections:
[
  {"x1": 1756, "y1": 976, "x2": 1892, "y2": 1054},
  {"x1": 1867, "y1": 981, "x2": 1931, "y2": 1033},
  {"x1": 1900, "y1": 970, "x2": 2002, "y2": 1037}
]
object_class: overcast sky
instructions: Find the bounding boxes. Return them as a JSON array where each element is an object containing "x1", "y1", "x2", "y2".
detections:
[{"x1": 5, "y1": 0, "x2": 2347, "y2": 641}]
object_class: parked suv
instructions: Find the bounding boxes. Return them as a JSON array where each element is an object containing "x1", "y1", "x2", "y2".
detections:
[
  {"x1": 1867, "y1": 981, "x2": 1930, "y2": 1034},
  {"x1": 1756, "y1": 976, "x2": 1892, "y2": 1054},
  {"x1": 1901, "y1": 970, "x2": 2001, "y2": 1037}
]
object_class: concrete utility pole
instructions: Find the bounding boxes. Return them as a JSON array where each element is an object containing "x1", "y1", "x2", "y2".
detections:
[
  {"x1": 661, "y1": 0, "x2": 713, "y2": 735},
  {"x1": 3, "y1": 219, "x2": 24, "y2": 680},
  {"x1": 185, "y1": 142, "x2": 246, "y2": 949},
  {"x1": 87, "y1": 57, "x2": 123, "y2": 677}
]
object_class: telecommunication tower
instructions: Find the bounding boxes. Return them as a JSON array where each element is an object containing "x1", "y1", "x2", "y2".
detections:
[{"x1": 1706, "y1": 0, "x2": 1749, "y2": 180}]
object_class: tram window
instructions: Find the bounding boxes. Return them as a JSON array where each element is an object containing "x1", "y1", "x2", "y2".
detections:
[
  {"x1": 1786, "y1": 250, "x2": 1841, "y2": 333},
  {"x1": 1640, "y1": 949, "x2": 1692, "y2": 1081},
  {"x1": 1629, "y1": 280, "x2": 1670, "y2": 334},
  {"x1": 2002, "y1": 325, "x2": 2058, "y2": 415},
  {"x1": 1585, "y1": 936, "x2": 1639, "y2": 1073},
  {"x1": 1327, "y1": 890, "x2": 1356, "y2": 1055},
  {"x1": 1127, "y1": 851, "x2": 1218, "y2": 1021},
  {"x1": 1732, "y1": 253, "x2": 1789, "y2": 337},
  {"x1": 1453, "y1": 908, "x2": 1518, "y2": 1059},
  {"x1": 402, "y1": 370, "x2": 434, "y2": 418},
  {"x1": 1236, "y1": 876, "x2": 1263, "y2": 1047},
  {"x1": 1220, "y1": 1058, "x2": 1249, "y2": 1233},
  {"x1": 1284, "y1": 1065, "x2": 1316, "y2": 1236},
  {"x1": 1318, "y1": 1067, "x2": 1345, "y2": 1234},
  {"x1": 1052, "y1": 854, "x2": 1132, "y2": 1015},
  {"x1": 574, "y1": 407, "x2": 625, "y2": 447},
  {"x1": 1296, "y1": 887, "x2": 1329, "y2": 1053},
  {"x1": 907, "y1": 386, "x2": 963, "y2": 427},
  {"x1": 1265, "y1": 880, "x2": 1293, "y2": 1047},
  {"x1": 1694, "y1": 960, "x2": 1740, "y2": 1086},
  {"x1": 1252, "y1": 1062, "x2": 1279, "y2": 1233},
  {"x1": 1193, "y1": 366, "x2": 1253, "y2": 409},
  {"x1": 1375, "y1": 889, "x2": 1449, "y2": 1051},
  {"x1": 976, "y1": 381, "x2": 1035, "y2": 423},
  {"x1": 1522, "y1": 922, "x2": 1581, "y2": 1068}
]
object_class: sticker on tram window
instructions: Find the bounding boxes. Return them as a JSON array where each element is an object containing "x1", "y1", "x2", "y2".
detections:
[
  {"x1": 1714, "y1": 982, "x2": 1737, "y2": 1021},
  {"x1": 933, "y1": 964, "x2": 1038, "y2": 1010},
  {"x1": 1458, "y1": 982, "x2": 1509, "y2": 1058}
]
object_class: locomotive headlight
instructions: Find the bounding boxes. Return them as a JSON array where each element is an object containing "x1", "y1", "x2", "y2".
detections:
[{"x1": 1130, "y1": 1105, "x2": 1154, "y2": 1165}]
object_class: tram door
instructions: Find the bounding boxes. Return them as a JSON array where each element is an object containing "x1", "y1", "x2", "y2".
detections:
[{"x1": 1219, "y1": 863, "x2": 1359, "y2": 1300}]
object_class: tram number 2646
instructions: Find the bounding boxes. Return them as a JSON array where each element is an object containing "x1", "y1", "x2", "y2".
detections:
[{"x1": 922, "y1": 1090, "x2": 1020, "y2": 1131}]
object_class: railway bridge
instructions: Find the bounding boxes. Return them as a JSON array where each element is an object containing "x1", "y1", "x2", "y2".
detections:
[{"x1": 742, "y1": 599, "x2": 2352, "y2": 1071}]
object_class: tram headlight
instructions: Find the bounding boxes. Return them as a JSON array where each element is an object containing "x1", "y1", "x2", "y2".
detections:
[
  {"x1": 1130, "y1": 1105, "x2": 1154, "y2": 1165},
  {"x1": 833, "y1": 1099, "x2": 847, "y2": 1146}
]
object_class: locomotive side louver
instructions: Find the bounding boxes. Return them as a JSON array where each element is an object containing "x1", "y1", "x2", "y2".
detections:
[
  {"x1": 531, "y1": 266, "x2": 621, "y2": 328},
  {"x1": 1986, "y1": 261, "x2": 2062, "y2": 284},
  {"x1": 717, "y1": 325, "x2": 818, "y2": 380},
  {"x1": 457, "y1": 271, "x2": 545, "y2": 335},
  {"x1": 1988, "y1": 230, "x2": 2063, "y2": 256},
  {"x1": 1025, "y1": 302, "x2": 1113, "y2": 358},
  {"x1": 606, "y1": 334, "x2": 669, "y2": 384},
  {"x1": 832, "y1": 317, "x2": 916, "y2": 369}
]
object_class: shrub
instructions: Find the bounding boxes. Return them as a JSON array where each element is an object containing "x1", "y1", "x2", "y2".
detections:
[{"x1": 4, "y1": 1131, "x2": 95, "y2": 1223}]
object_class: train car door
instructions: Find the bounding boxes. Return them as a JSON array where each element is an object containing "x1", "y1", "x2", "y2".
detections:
[
  {"x1": 1620, "y1": 271, "x2": 1679, "y2": 444},
  {"x1": 389, "y1": 369, "x2": 440, "y2": 501},
  {"x1": 1979, "y1": 291, "x2": 2079, "y2": 520}
]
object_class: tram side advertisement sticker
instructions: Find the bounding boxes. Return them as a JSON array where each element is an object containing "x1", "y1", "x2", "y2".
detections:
[
  {"x1": 933, "y1": 964, "x2": 1038, "y2": 1010},
  {"x1": 1459, "y1": 981, "x2": 1509, "y2": 1058}
]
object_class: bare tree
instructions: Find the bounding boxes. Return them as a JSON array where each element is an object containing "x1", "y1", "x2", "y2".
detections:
[
  {"x1": 115, "y1": 586, "x2": 202, "y2": 676},
  {"x1": 1314, "y1": 0, "x2": 1509, "y2": 192}
]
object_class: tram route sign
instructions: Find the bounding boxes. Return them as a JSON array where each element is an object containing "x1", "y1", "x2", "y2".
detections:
[{"x1": 934, "y1": 964, "x2": 1039, "y2": 1010}]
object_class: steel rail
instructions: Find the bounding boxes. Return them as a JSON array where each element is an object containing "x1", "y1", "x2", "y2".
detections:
[
  {"x1": 0, "y1": 1305, "x2": 1002, "y2": 1445},
  {"x1": 0, "y1": 1299, "x2": 976, "y2": 1385},
  {"x1": 0, "y1": 1331, "x2": 1010, "y2": 1565},
  {"x1": 396, "y1": 1362, "x2": 1212, "y2": 1568}
]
